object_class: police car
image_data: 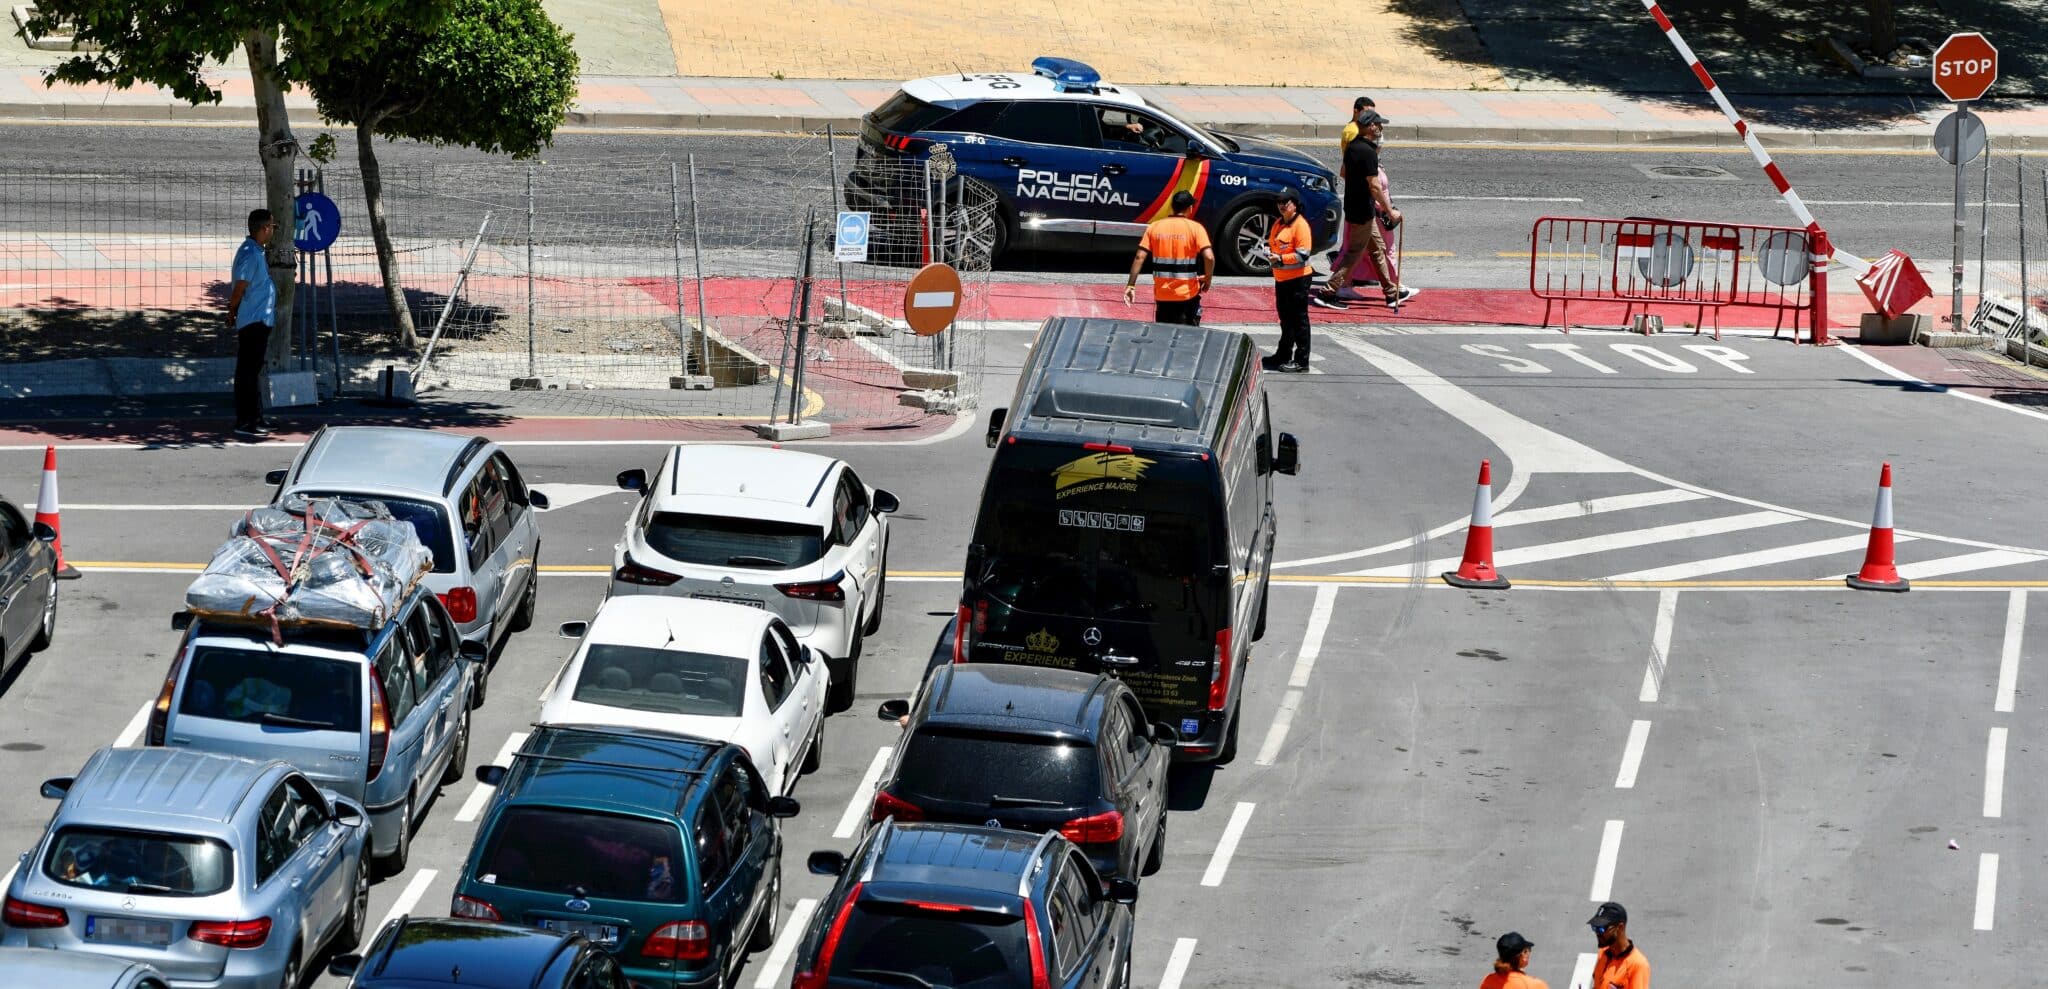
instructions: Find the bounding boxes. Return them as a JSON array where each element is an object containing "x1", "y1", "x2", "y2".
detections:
[{"x1": 845, "y1": 56, "x2": 1342, "y2": 275}]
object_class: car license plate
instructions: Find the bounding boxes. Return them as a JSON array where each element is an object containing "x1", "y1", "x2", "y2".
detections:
[
  {"x1": 86, "y1": 915, "x2": 172, "y2": 947},
  {"x1": 538, "y1": 918, "x2": 619, "y2": 945},
  {"x1": 690, "y1": 592, "x2": 764, "y2": 609}
]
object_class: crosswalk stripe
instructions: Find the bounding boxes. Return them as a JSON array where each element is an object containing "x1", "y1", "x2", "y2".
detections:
[
  {"x1": 1491, "y1": 489, "x2": 1705, "y2": 528},
  {"x1": 1885, "y1": 550, "x2": 2048, "y2": 581},
  {"x1": 1608, "y1": 534, "x2": 1899, "y2": 582},
  {"x1": 1349, "y1": 510, "x2": 1798, "y2": 577}
]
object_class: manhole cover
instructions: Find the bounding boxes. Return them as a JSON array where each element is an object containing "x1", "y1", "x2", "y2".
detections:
[{"x1": 1635, "y1": 163, "x2": 1739, "y2": 181}]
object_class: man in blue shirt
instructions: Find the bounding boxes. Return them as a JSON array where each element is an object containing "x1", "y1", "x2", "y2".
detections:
[{"x1": 224, "y1": 209, "x2": 278, "y2": 438}]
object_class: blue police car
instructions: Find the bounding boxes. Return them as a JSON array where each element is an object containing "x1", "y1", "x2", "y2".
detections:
[{"x1": 846, "y1": 57, "x2": 1342, "y2": 275}]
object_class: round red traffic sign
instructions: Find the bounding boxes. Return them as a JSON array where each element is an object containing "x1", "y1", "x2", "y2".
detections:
[
  {"x1": 903, "y1": 263, "x2": 962, "y2": 337},
  {"x1": 1933, "y1": 32, "x2": 1998, "y2": 102}
]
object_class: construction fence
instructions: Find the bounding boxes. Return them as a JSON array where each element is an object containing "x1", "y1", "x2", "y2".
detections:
[
  {"x1": 1975, "y1": 151, "x2": 2048, "y2": 363},
  {"x1": 0, "y1": 134, "x2": 999, "y2": 426}
]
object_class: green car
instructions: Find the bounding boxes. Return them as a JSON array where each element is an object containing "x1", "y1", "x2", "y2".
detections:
[{"x1": 452, "y1": 724, "x2": 800, "y2": 989}]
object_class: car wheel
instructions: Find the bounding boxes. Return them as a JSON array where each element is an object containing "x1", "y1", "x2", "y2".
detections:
[
  {"x1": 748, "y1": 861, "x2": 781, "y2": 953},
  {"x1": 802, "y1": 717, "x2": 824, "y2": 775},
  {"x1": 335, "y1": 853, "x2": 369, "y2": 952},
  {"x1": 1217, "y1": 707, "x2": 1242, "y2": 764},
  {"x1": 829, "y1": 641, "x2": 859, "y2": 715},
  {"x1": 508, "y1": 554, "x2": 539, "y2": 633},
  {"x1": 277, "y1": 940, "x2": 302, "y2": 989},
  {"x1": 862, "y1": 542, "x2": 887, "y2": 637},
  {"x1": 468, "y1": 643, "x2": 490, "y2": 709},
  {"x1": 376, "y1": 792, "x2": 412, "y2": 877},
  {"x1": 28, "y1": 579, "x2": 54, "y2": 653},
  {"x1": 1142, "y1": 811, "x2": 1165, "y2": 876},
  {"x1": 440, "y1": 708, "x2": 470, "y2": 787},
  {"x1": 1220, "y1": 203, "x2": 1276, "y2": 276},
  {"x1": 952, "y1": 184, "x2": 1009, "y2": 270}
]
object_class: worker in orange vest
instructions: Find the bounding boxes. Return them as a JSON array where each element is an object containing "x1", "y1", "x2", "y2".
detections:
[
  {"x1": 1264, "y1": 187, "x2": 1314, "y2": 372},
  {"x1": 1124, "y1": 191, "x2": 1214, "y2": 325},
  {"x1": 1588, "y1": 902, "x2": 1650, "y2": 989},
  {"x1": 1479, "y1": 932, "x2": 1547, "y2": 989}
]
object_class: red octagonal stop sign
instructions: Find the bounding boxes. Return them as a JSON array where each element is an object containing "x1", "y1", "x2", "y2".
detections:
[{"x1": 1934, "y1": 32, "x2": 1998, "y2": 102}]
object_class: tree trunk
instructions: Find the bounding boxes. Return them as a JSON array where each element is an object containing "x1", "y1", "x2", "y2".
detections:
[
  {"x1": 355, "y1": 120, "x2": 418, "y2": 349},
  {"x1": 245, "y1": 29, "x2": 298, "y2": 372},
  {"x1": 1868, "y1": 0, "x2": 1897, "y2": 56}
]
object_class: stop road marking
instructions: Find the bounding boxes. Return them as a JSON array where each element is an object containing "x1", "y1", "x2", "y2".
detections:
[{"x1": 1460, "y1": 342, "x2": 1754, "y2": 375}]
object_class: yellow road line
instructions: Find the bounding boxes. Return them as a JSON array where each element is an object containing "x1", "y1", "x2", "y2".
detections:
[
  {"x1": 1500, "y1": 251, "x2": 1602, "y2": 259},
  {"x1": 1404, "y1": 250, "x2": 1457, "y2": 258}
]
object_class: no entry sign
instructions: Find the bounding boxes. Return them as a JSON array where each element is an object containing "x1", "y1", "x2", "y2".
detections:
[{"x1": 903, "y1": 263, "x2": 962, "y2": 336}]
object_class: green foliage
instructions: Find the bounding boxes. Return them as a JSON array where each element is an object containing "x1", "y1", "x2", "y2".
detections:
[
  {"x1": 303, "y1": 0, "x2": 579, "y2": 159},
  {"x1": 306, "y1": 133, "x2": 339, "y2": 165}
]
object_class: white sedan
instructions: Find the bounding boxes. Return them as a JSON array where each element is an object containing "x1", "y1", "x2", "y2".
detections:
[{"x1": 539, "y1": 595, "x2": 828, "y2": 797}]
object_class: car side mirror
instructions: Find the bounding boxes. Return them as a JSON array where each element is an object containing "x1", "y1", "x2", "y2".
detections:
[
  {"x1": 331, "y1": 802, "x2": 365, "y2": 828},
  {"x1": 799, "y1": 645, "x2": 816, "y2": 666},
  {"x1": 171, "y1": 612, "x2": 194, "y2": 632},
  {"x1": 459, "y1": 640, "x2": 489, "y2": 663},
  {"x1": 527, "y1": 490, "x2": 551, "y2": 511},
  {"x1": 39, "y1": 777, "x2": 72, "y2": 800},
  {"x1": 1152, "y1": 721, "x2": 1178, "y2": 743},
  {"x1": 766, "y1": 795, "x2": 801, "y2": 819},
  {"x1": 616, "y1": 468, "x2": 648, "y2": 492},
  {"x1": 985, "y1": 408, "x2": 1007, "y2": 449},
  {"x1": 328, "y1": 955, "x2": 362, "y2": 979},
  {"x1": 1273, "y1": 432, "x2": 1300, "y2": 476},
  {"x1": 808, "y1": 850, "x2": 848, "y2": 876},
  {"x1": 872, "y1": 489, "x2": 900, "y2": 515},
  {"x1": 474, "y1": 765, "x2": 508, "y2": 787},
  {"x1": 31, "y1": 521, "x2": 55, "y2": 542},
  {"x1": 264, "y1": 468, "x2": 288, "y2": 485},
  {"x1": 876, "y1": 698, "x2": 910, "y2": 723},
  {"x1": 559, "y1": 621, "x2": 589, "y2": 639},
  {"x1": 1104, "y1": 876, "x2": 1139, "y2": 905}
]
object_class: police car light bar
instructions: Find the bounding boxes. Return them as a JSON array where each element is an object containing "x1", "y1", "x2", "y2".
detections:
[{"x1": 1031, "y1": 56, "x2": 1101, "y2": 93}]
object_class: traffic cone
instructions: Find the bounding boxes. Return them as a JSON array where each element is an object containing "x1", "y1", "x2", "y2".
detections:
[
  {"x1": 34, "y1": 445, "x2": 80, "y2": 581},
  {"x1": 1443, "y1": 459, "x2": 1510, "y2": 589},
  {"x1": 1846, "y1": 462, "x2": 1908, "y2": 593}
]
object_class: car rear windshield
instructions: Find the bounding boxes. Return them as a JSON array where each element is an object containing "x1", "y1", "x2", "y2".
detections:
[
  {"x1": 831, "y1": 900, "x2": 1032, "y2": 989},
  {"x1": 895, "y1": 727, "x2": 1100, "y2": 807},
  {"x1": 298, "y1": 492, "x2": 456, "y2": 574},
  {"x1": 179, "y1": 646, "x2": 362, "y2": 732},
  {"x1": 44, "y1": 826, "x2": 233, "y2": 897},
  {"x1": 867, "y1": 90, "x2": 955, "y2": 134},
  {"x1": 571, "y1": 643, "x2": 747, "y2": 718},
  {"x1": 645, "y1": 512, "x2": 824, "y2": 570},
  {"x1": 474, "y1": 806, "x2": 685, "y2": 903},
  {"x1": 979, "y1": 495, "x2": 1213, "y2": 623}
]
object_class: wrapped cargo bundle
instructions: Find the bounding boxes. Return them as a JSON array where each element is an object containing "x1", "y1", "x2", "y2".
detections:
[{"x1": 185, "y1": 494, "x2": 433, "y2": 633}]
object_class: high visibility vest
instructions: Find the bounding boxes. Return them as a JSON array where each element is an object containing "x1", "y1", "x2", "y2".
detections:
[
  {"x1": 1141, "y1": 216, "x2": 1210, "y2": 301},
  {"x1": 1269, "y1": 215, "x2": 1313, "y2": 282}
]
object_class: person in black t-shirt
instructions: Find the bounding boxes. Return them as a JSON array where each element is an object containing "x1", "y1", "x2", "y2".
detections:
[{"x1": 1318, "y1": 114, "x2": 1418, "y2": 310}]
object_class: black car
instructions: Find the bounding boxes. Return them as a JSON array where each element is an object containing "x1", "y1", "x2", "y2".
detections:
[
  {"x1": 873, "y1": 664, "x2": 1170, "y2": 886},
  {"x1": 795, "y1": 821, "x2": 1137, "y2": 989},
  {"x1": 0, "y1": 495, "x2": 60, "y2": 678},
  {"x1": 329, "y1": 916, "x2": 628, "y2": 988}
]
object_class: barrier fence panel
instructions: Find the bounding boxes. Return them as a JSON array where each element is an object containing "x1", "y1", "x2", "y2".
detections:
[
  {"x1": 1530, "y1": 215, "x2": 1815, "y2": 340},
  {"x1": 1978, "y1": 152, "x2": 2048, "y2": 362}
]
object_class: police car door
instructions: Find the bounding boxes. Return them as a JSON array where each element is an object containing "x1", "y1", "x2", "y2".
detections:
[
  {"x1": 979, "y1": 100, "x2": 1100, "y2": 252},
  {"x1": 1086, "y1": 105, "x2": 1203, "y2": 251}
]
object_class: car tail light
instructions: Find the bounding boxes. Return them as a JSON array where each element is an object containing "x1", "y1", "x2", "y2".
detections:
[
  {"x1": 189, "y1": 918, "x2": 271, "y2": 949},
  {"x1": 2, "y1": 896, "x2": 67, "y2": 929},
  {"x1": 451, "y1": 895, "x2": 500, "y2": 921},
  {"x1": 904, "y1": 900, "x2": 974, "y2": 912},
  {"x1": 366, "y1": 674, "x2": 391, "y2": 782},
  {"x1": 870, "y1": 789, "x2": 924, "y2": 823},
  {"x1": 776, "y1": 573, "x2": 845, "y2": 602},
  {"x1": 1059, "y1": 810, "x2": 1125, "y2": 844},
  {"x1": 613, "y1": 554, "x2": 681, "y2": 587},
  {"x1": 1208, "y1": 627, "x2": 1234, "y2": 712},
  {"x1": 644, "y1": 921, "x2": 710, "y2": 961},
  {"x1": 439, "y1": 587, "x2": 478, "y2": 624},
  {"x1": 1022, "y1": 900, "x2": 1052, "y2": 989},
  {"x1": 952, "y1": 604, "x2": 970, "y2": 663},
  {"x1": 791, "y1": 882, "x2": 863, "y2": 989},
  {"x1": 146, "y1": 652, "x2": 185, "y2": 747}
]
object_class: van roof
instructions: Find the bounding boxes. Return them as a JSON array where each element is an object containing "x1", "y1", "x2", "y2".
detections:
[
  {"x1": 66, "y1": 748, "x2": 275, "y2": 826},
  {"x1": 497, "y1": 724, "x2": 721, "y2": 819},
  {"x1": 1007, "y1": 317, "x2": 1252, "y2": 450}
]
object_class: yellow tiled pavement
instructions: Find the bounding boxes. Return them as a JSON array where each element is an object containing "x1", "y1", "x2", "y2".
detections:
[{"x1": 656, "y1": 0, "x2": 1507, "y2": 89}]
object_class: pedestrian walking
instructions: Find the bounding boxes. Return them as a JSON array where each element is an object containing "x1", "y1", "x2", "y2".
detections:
[
  {"x1": 1587, "y1": 902, "x2": 1650, "y2": 989},
  {"x1": 1339, "y1": 95, "x2": 1375, "y2": 177},
  {"x1": 1124, "y1": 191, "x2": 1214, "y2": 325},
  {"x1": 1479, "y1": 932, "x2": 1547, "y2": 989},
  {"x1": 1264, "y1": 187, "x2": 1314, "y2": 372},
  {"x1": 224, "y1": 208, "x2": 278, "y2": 438},
  {"x1": 1316, "y1": 112, "x2": 1419, "y2": 311}
]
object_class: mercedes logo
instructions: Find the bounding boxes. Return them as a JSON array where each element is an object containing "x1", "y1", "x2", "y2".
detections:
[
  {"x1": 121, "y1": 897, "x2": 135, "y2": 910},
  {"x1": 1082, "y1": 627, "x2": 1102, "y2": 647}
]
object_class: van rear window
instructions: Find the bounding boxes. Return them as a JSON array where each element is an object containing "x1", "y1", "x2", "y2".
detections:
[
  {"x1": 179, "y1": 647, "x2": 362, "y2": 732},
  {"x1": 475, "y1": 807, "x2": 685, "y2": 903},
  {"x1": 979, "y1": 499, "x2": 1210, "y2": 620}
]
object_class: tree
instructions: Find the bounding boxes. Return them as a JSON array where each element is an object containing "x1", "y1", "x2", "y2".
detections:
[
  {"x1": 21, "y1": 0, "x2": 449, "y2": 369},
  {"x1": 1868, "y1": 0, "x2": 1898, "y2": 56},
  {"x1": 302, "y1": 0, "x2": 579, "y2": 349}
]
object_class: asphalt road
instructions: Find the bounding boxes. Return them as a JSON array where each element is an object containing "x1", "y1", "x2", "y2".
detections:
[{"x1": 0, "y1": 323, "x2": 2042, "y2": 987}]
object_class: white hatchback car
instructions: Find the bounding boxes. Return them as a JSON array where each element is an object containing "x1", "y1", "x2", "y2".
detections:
[
  {"x1": 609, "y1": 445, "x2": 898, "y2": 713},
  {"x1": 538, "y1": 595, "x2": 828, "y2": 797}
]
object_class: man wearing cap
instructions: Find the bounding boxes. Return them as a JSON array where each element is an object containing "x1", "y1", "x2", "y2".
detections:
[
  {"x1": 1588, "y1": 902, "x2": 1650, "y2": 989},
  {"x1": 1480, "y1": 932, "x2": 1546, "y2": 989},
  {"x1": 1317, "y1": 112, "x2": 1419, "y2": 311},
  {"x1": 1124, "y1": 190, "x2": 1214, "y2": 325}
]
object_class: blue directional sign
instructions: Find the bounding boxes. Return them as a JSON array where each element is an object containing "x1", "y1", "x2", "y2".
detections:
[
  {"x1": 835, "y1": 210, "x2": 870, "y2": 262},
  {"x1": 293, "y1": 192, "x2": 341, "y2": 252}
]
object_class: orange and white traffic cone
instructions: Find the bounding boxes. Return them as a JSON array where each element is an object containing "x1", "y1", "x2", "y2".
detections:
[
  {"x1": 1443, "y1": 459, "x2": 1510, "y2": 589},
  {"x1": 1846, "y1": 462, "x2": 1908, "y2": 592},
  {"x1": 34, "y1": 445, "x2": 80, "y2": 581}
]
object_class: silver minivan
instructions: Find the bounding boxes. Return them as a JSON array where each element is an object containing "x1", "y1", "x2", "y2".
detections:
[
  {"x1": 149, "y1": 586, "x2": 480, "y2": 872},
  {"x1": 263, "y1": 426, "x2": 549, "y2": 706},
  {"x1": 0, "y1": 748, "x2": 369, "y2": 989}
]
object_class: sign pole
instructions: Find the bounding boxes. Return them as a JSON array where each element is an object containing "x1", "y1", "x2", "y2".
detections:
[{"x1": 1954, "y1": 102, "x2": 1969, "y2": 332}]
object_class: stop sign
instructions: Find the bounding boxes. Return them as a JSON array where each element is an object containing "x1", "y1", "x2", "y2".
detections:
[{"x1": 1933, "y1": 32, "x2": 1998, "y2": 101}]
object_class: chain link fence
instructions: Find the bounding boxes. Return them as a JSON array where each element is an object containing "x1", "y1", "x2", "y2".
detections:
[
  {"x1": 0, "y1": 134, "x2": 998, "y2": 426},
  {"x1": 1975, "y1": 152, "x2": 2048, "y2": 362}
]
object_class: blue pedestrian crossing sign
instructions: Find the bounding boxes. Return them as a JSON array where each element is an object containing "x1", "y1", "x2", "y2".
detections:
[
  {"x1": 835, "y1": 210, "x2": 870, "y2": 262},
  {"x1": 293, "y1": 192, "x2": 341, "y2": 252}
]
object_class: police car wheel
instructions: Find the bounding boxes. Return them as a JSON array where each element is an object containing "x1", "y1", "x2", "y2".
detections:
[
  {"x1": 955, "y1": 185, "x2": 1008, "y2": 268},
  {"x1": 1220, "y1": 204, "x2": 1275, "y2": 276}
]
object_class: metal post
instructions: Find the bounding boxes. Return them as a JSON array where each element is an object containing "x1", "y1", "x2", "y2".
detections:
[
  {"x1": 670, "y1": 162, "x2": 689, "y2": 376},
  {"x1": 327, "y1": 247, "x2": 340, "y2": 394},
  {"x1": 1954, "y1": 103, "x2": 1970, "y2": 333},
  {"x1": 1980, "y1": 137, "x2": 1993, "y2": 304},
  {"x1": 415, "y1": 212, "x2": 495, "y2": 374},
  {"x1": 826, "y1": 125, "x2": 849, "y2": 319},
  {"x1": 768, "y1": 222, "x2": 802, "y2": 423},
  {"x1": 688, "y1": 155, "x2": 712, "y2": 381},
  {"x1": 790, "y1": 208, "x2": 818, "y2": 424},
  {"x1": 2022, "y1": 156, "x2": 2033, "y2": 366},
  {"x1": 525, "y1": 165, "x2": 537, "y2": 379}
]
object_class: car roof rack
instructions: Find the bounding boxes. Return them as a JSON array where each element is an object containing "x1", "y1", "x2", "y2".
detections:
[{"x1": 1031, "y1": 56, "x2": 1100, "y2": 94}]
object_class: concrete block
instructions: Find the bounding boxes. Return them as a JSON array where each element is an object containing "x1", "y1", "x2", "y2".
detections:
[
  {"x1": 265, "y1": 371, "x2": 319, "y2": 409},
  {"x1": 1858, "y1": 312, "x2": 1926, "y2": 345},
  {"x1": 899, "y1": 368, "x2": 959, "y2": 390},
  {"x1": 751, "y1": 420, "x2": 832, "y2": 441},
  {"x1": 669, "y1": 375, "x2": 715, "y2": 390},
  {"x1": 898, "y1": 390, "x2": 962, "y2": 413},
  {"x1": 1917, "y1": 330, "x2": 1989, "y2": 349}
]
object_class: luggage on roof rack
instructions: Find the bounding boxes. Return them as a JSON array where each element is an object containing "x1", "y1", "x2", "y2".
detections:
[{"x1": 185, "y1": 494, "x2": 433, "y2": 633}]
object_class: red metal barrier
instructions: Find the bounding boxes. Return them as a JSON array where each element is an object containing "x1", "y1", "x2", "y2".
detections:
[{"x1": 1530, "y1": 216, "x2": 1822, "y2": 342}]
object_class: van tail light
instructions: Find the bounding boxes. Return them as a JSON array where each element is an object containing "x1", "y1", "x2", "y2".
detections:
[
  {"x1": 1022, "y1": 900, "x2": 1052, "y2": 989},
  {"x1": 776, "y1": 572, "x2": 845, "y2": 602},
  {"x1": 366, "y1": 674, "x2": 391, "y2": 782},
  {"x1": 791, "y1": 882, "x2": 864, "y2": 989},
  {"x1": 1208, "y1": 627, "x2": 1234, "y2": 712},
  {"x1": 951, "y1": 604, "x2": 970, "y2": 663},
  {"x1": 2, "y1": 896, "x2": 67, "y2": 929},
  {"x1": 451, "y1": 895, "x2": 500, "y2": 921},
  {"x1": 644, "y1": 921, "x2": 710, "y2": 961},
  {"x1": 613, "y1": 554, "x2": 681, "y2": 587},
  {"x1": 438, "y1": 587, "x2": 478, "y2": 624},
  {"x1": 1081, "y1": 442, "x2": 1135, "y2": 453},
  {"x1": 973, "y1": 599, "x2": 988, "y2": 634},
  {"x1": 146, "y1": 650, "x2": 187, "y2": 747},
  {"x1": 871, "y1": 789, "x2": 924, "y2": 823},
  {"x1": 188, "y1": 918, "x2": 271, "y2": 949},
  {"x1": 1058, "y1": 810, "x2": 1125, "y2": 844}
]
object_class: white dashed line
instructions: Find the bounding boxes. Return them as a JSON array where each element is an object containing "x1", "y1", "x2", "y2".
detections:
[
  {"x1": 1590, "y1": 820, "x2": 1624, "y2": 902},
  {"x1": 1157, "y1": 937, "x2": 1198, "y2": 989},
  {"x1": 1200, "y1": 802, "x2": 1256, "y2": 888},
  {"x1": 1614, "y1": 721, "x2": 1652, "y2": 789},
  {"x1": 1570, "y1": 952, "x2": 1597, "y2": 989},
  {"x1": 1975, "y1": 854, "x2": 1999, "y2": 930},
  {"x1": 1254, "y1": 690, "x2": 1303, "y2": 767},
  {"x1": 1287, "y1": 585, "x2": 1337, "y2": 688},
  {"x1": 115, "y1": 700, "x2": 153, "y2": 748},
  {"x1": 752, "y1": 898, "x2": 819, "y2": 988},
  {"x1": 1998, "y1": 590, "x2": 2025, "y2": 714},
  {"x1": 454, "y1": 732, "x2": 528, "y2": 823},
  {"x1": 1639, "y1": 590, "x2": 1677, "y2": 703},
  {"x1": 374, "y1": 868, "x2": 439, "y2": 937},
  {"x1": 1984, "y1": 727, "x2": 2008, "y2": 818},
  {"x1": 834, "y1": 746, "x2": 893, "y2": 839}
]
